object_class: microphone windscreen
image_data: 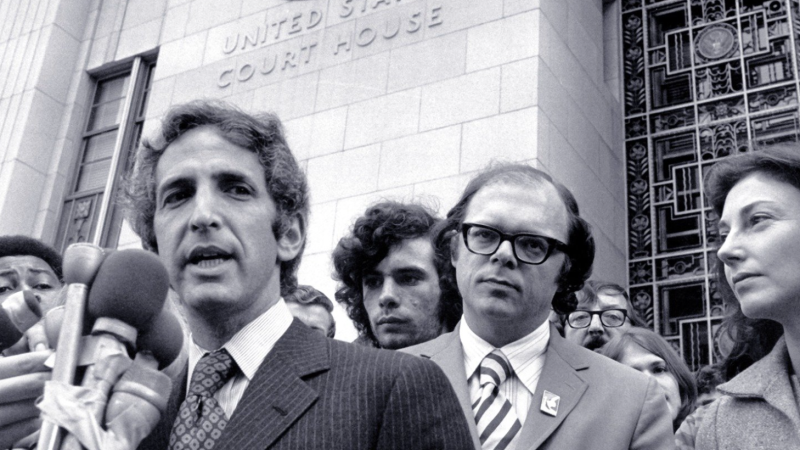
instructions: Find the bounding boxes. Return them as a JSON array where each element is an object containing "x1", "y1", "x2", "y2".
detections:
[
  {"x1": 136, "y1": 308, "x2": 184, "y2": 369},
  {"x1": 62, "y1": 243, "x2": 106, "y2": 285},
  {"x1": 87, "y1": 250, "x2": 169, "y2": 331},
  {"x1": 0, "y1": 309, "x2": 24, "y2": 351}
]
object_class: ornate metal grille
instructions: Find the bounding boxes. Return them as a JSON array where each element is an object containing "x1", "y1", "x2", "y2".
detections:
[{"x1": 623, "y1": 0, "x2": 800, "y2": 370}]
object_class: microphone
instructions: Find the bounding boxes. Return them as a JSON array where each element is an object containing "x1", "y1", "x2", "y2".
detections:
[
  {"x1": 86, "y1": 249, "x2": 170, "y2": 334},
  {"x1": 47, "y1": 243, "x2": 106, "y2": 378},
  {"x1": 59, "y1": 249, "x2": 169, "y2": 450},
  {"x1": 135, "y1": 307, "x2": 185, "y2": 370},
  {"x1": 104, "y1": 355, "x2": 173, "y2": 449},
  {"x1": 0, "y1": 290, "x2": 42, "y2": 352},
  {"x1": 104, "y1": 306, "x2": 182, "y2": 448},
  {"x1": 88, "y1": 308, "x2": 182, "y2": 449},
  {"x1": 37, "y1": 243, "x2": 105, "y2": 450}
]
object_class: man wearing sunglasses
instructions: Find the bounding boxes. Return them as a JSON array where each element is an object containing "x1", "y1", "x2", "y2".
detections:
[
  {"x1": 563, "y1": 280, "x2": 647, "y2": 352},
  {"x1": 403, "y1": 164, "x2": 673, "y2": 449}
]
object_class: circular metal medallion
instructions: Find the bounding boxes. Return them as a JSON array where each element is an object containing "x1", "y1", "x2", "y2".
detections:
[{"x1": 695, "y1": 24, "x2": 737, "y2": 61}]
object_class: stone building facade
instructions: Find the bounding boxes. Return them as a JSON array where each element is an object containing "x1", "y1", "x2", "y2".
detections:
[{"x1": 0, "y1": 0, "x2": 627, "y2": 342}]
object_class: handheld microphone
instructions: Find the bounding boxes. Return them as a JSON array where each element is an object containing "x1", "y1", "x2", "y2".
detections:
[
  {"x1": 59, "y1": 249, "x2": 169, "y2": 450},
  {"x1": 135, "y1": 307, "x2": 185, "y2": 370},
  {"x1": 87, "y1": 308, "x2": 181, "y2": 450},
  {"x1": 105, "y1": 356, "x2": 173, "y2": 449},
  {"x1": 37, "y1": 243, "x2": 105, "y2": 450},
  {"x1": 0, "y1": 290, "x2": 42, "y2": 352},
  {"x1": 93, "y1": 308, "x2": 184, "y2": 449}
]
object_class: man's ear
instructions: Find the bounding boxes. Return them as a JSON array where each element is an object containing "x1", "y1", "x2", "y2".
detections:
[
  {"x1": 449, "y1": 230, "x2": 460, "y2": 268},
  {"x1": 277, "y1": 214, "x2": 306, "y2": 262}
]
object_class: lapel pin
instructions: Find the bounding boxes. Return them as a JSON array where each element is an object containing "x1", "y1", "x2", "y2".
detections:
[{"x1": 540, "y1": 390, "x2": 560, "y2": 417}]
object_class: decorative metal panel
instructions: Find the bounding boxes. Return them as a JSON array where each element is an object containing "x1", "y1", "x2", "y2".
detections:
[{"x1": 623, "y1": 0, "x2": 800, "y2": 368}]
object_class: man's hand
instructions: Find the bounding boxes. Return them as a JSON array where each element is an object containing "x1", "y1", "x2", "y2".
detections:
[{"x1": 0, "y1": 350, "x2": 52, "y2": 449}]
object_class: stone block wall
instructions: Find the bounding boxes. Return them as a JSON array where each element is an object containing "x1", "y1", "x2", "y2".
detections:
[{"x1": 1, "y1": 0, "x2": 626, "y2": 340}]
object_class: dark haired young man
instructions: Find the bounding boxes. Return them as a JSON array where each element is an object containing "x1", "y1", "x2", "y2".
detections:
[{"x1": 333, "y1": 201, "x2": 460, "y2": 349}]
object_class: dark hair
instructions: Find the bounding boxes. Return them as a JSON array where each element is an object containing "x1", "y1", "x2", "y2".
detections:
[
  {"x1": 284, "y1": 284, "x2": 336, "y2": 338},
  {"x1": 122, "y1": 100, "x2": 309, "y2": 293},
  {"x1": 434, "y1": 163, "x2": 595, "y2": 314},
  {"x1": 603, "y1": 327, "x2": 697, "y2": 430},
  {"x1": 332, "y1": 201, "x2": 459, "y2": 346},
  {"x1": 0, "y1": 235, "x2": 63, "y2": 280},
  {"x1": 695, "y1": 364, "x2": 725, "y2": 396},
  {"x1": 565, "y1": 280, "x2": 646, "y2": 327},
  {"x1": 704, "y1": 145, "x2": 794, "y2": 374}
]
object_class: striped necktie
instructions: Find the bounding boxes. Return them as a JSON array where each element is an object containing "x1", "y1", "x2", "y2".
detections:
[
  {"x1": 473, "y1": 349, "x2": 522, "y2": 450},
  {"x1": 169, "y1": 348, "x2": 238, "y2": 450}
]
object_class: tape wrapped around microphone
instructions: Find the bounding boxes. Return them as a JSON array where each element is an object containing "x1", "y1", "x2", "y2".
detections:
[
  {"x1": 106, "y1": 358, "x2": 173, "y2": 447},
  {"x1": 38, "y1": 248, "x2": 170, "y2": 450},
  {"x1": 36, "y1": 351, "x2": 131, "y2": 450},
  {"x1": 36, "y1": 355, "x2": 171, "y2": 450}
]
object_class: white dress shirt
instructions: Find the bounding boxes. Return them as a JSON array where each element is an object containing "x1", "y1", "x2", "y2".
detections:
[
  {"x1": 187, "y1": 298, "x2": 294, "y2": 418},
  {"x1": 460, "y1": 318, "x2": 550, "y2": 425}
]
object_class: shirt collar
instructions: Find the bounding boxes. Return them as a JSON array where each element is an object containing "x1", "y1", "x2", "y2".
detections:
[
  {"x1": 188, "y1": 298, "x2": 294, "y2": 381},
  {"x1": 460, "y1": 318, "x2": 550, "y2": 392}
]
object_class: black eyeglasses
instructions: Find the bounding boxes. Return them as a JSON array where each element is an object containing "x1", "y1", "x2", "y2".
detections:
[
  {"x1": 567, "y1": 309, "x2": 628, "y2": 329},
  {"x1": 460, "y1": 223, "x2": 567, "y2": 265}
]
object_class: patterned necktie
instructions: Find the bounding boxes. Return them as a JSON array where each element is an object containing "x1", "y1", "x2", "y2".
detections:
[
  {"x1": 472, "y1": 349, "x2": 522, "y2": 450},
  {"x1": 169, "y1": 348, "x2": 238, "y2": 450}
]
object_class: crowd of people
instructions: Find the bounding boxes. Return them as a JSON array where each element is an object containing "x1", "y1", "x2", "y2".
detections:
[{"x1": 0, "y1": 99, "x2": 798, "y2": 449}]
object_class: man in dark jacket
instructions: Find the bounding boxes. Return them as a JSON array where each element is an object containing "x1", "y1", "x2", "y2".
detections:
[{"x1": 124, "y1": 100, "x2": 472, "y2": 450}]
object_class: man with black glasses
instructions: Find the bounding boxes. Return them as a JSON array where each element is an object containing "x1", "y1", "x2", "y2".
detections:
[
  {"x1": 403, "y1": 164, "x2": 673, "y2": 450},
  {"x1": 563, "y1": 280, "x2": 646, "y2": 352}
]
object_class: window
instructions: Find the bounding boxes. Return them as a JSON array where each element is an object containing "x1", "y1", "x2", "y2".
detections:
[{"x1": 55, "y1": 57, "x2": 156, "y2": 252}]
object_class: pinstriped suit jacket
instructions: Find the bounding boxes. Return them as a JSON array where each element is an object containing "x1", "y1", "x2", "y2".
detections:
[{"x1": 137, "y1": 319, "x2": 474, "y2": 450}]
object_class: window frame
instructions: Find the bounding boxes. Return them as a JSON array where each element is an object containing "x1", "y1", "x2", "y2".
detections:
[{"x1": 56, "y1": 55, "x2": 156, "y2": 252}]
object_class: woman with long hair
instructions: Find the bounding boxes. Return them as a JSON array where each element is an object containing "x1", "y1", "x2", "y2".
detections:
[{"x1": 694, "y1": 144, "x2": 800, "y2": 449}]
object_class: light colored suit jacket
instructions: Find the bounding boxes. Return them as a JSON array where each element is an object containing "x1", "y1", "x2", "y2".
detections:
[
  {"x1": 402, "y1": 324, "x2": 675, "y2": 450},
  {"x1": 138, "y1": 320, "x2": 474, "y2": 449},
  {"x1": 696, "y1": 337, "x2": 800, "y2": 449}
]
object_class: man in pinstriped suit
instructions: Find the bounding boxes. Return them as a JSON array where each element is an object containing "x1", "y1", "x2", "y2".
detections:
[{"x1": 124, "y1": 100, "x2": 472, "y2": 450}]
